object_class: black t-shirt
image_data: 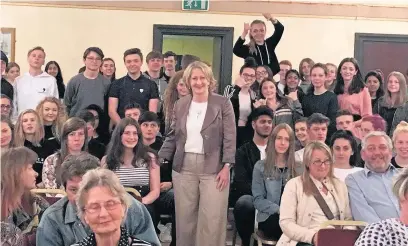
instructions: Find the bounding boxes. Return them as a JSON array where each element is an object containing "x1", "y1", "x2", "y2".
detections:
[
  {"x1": 391, "y1": 157, "x2": 405, "y2": 168},
  {"x1": 108, "y1": 74, "x2": 160, "y2": 117},
  {"x1": 24, "y1": 139, "x2": 60, "y2": 184},
  {"x1": 88, "y1": 138, "x2": 106, "y2": 160}
]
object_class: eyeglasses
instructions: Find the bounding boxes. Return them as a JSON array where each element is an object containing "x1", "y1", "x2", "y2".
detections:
[
  {"x1": 84, "y1": 200, "x2": 122, "y2": 214},
  {"x1": 256, "y1": 71, "x2": 268, "y2": 76},
  {"x1": 242, "y1": 73, "x2": 256, "y2": 79},
  {"x1": 1, "y1": 104, "x2": 11, "y2": 110},
  {"x1": 312, "y1": 159, "x2": 332, "y2": 166},
  {"x1": 86, "y1": 57, "x2": 102, "y2": 62}
]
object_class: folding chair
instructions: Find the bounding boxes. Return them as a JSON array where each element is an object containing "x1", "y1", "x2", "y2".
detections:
[
  {"x1": 316, "y1": 220, "x2": 368, "y2": 246},
  {"x1": 31, "y1": 188, "x2": 66, "y2": 205},
  {"x1": 249, "y1": 210, "x2": 278, "y2": 246}
]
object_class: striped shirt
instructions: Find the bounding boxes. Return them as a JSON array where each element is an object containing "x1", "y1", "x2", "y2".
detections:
[{"x1": 114, "y1": 166, "x2": 150, "y2": 187}]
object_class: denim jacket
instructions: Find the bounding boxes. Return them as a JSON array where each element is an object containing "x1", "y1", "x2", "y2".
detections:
[
  {"x1": 252, "y1": 160, "x2": 301, "y2": 222},
  {"x1": 36, "y1": 195, "x2": 160, "y2": 246}
]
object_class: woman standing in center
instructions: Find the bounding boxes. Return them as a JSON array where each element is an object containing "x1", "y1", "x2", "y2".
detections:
[{"x1": 159, "y1": 61, "x2": 236, "y2": 246}]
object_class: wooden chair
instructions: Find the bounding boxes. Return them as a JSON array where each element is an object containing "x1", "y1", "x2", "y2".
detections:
[
  {"x1": 249, "y1": 210, "x2": 278, "y2": 246},
  {"x1": 316, "y1": 220, "x2": 368, "y2": 246},
  {"x1": 31, "y1": 188, "x2": 66, "y2": 205}
]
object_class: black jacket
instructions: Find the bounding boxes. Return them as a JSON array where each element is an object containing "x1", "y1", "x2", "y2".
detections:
[
  {"x1": 233, "y1": 20, "x2": 284, "y2": 75},
  {"x1": 1, "y1": 77, "x2": 13, "y2": 100},
  {"x1": 230, "y1": 140, "x2": 261, "y2": 205}
]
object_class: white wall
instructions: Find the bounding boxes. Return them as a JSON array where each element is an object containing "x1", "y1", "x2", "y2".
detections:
[{"x1": 1, "y1": 4, "x2": 408, "y2": 82}]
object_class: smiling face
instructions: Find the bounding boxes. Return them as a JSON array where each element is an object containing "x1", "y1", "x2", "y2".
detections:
[
  {"x1": 240, "y1": 67, "x2": 256, "y2": 88},
  {"x1": 366, "y1": 75, "x2": 381, "y2": 96},
  {"x1": 340, "y1": 62, "x2": 357, "y2": 83},
  {"x1": 261, "y1": 81, "x2": 276, "y2": 100},
  {"x1": 101, "y1": 60, "x2": 115, "y2": 77},
  {"x1": 1, "y1": 122, "x2": 12, "y2": 148},
  {"x1": 256, "y1": 66, "x2": 268, "y2": 82},
  {"x1": 47, "y1": 63, "x2": 59, "y2": 77},
  {"x1": 394, "y1": 132, "x2": 408, "y2": 159},
  {"x1": 124, "y1": 54, "x2": 142, "y2": 75},
  {"x1": 164, "y1": 56, "x2": 176, "y2": 71},
  {"x1": 279, "y1": 64, "x2": 291, "y2": 83},
  {"x1": 121, "y1": 125, "x2": 138, "y2": 149},
  {"x1": 22, "y1": 113, "x2": 38, "y2": 135},
  {"x1": 189, "y1": 68, "x2": 210, "y2": 97},
  {"x1": 84, "y1": 51, "x2": 102, "y2": 72},
  {"x1": 326, "y1": 64, "x2": 336, "y2": 82},
  {"x1": 361, "y1": 135, "x2": 392, "y2": 173},
  {"x1": 1, "y1": 97, "x2": 12, "y2": 116},
  {"x1": 83, "y1": 186, "x2": 125, "y2": 236},
  {"x1": 286, "y1": 72, "x2": 300, "y2": 90},
  {"x1": 176, "y1": 79, "x2": 189, "y2": 97},
  {"x1": 42, "y1": 101, "x2": 59, "y2": 124},
  {"x1": 387, "y1": 75, "x2": 400, "y2": 94},
  {"x1": 295, "y1": 121, "x2": 308, "y2": 143},
  {"x1": 250, "y1": 22, "x2": 266, "y2": 43}
]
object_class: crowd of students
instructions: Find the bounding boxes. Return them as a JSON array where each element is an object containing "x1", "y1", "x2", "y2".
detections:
[{"x1": 1, "y1": 12, "x2": 408, "y2": 246}]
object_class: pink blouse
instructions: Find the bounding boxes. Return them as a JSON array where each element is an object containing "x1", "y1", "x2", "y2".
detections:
[{"x1": 337, "y1": 87, "x2": 372, "y2": 117}]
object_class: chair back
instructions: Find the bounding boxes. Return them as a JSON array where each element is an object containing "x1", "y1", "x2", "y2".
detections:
[{"x1": 31, "y1": 188, "x2": 66, "y2": 205}]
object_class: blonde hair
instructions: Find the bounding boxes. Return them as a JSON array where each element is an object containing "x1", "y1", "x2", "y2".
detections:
[
  {"x1": 384, "y1": 71, "x2": 407, "y2": 107},
  {"x1": 36, "y1": 97, "x2": 67, "y2": 141},
  {"x1": 301, "y1": 141, "x2": 335, "y2": 195},
  {"x1": 14, "y1": 109, "x2": 44, "y2": 147},
  {"x1": 392, "y1": 121, "x2": 408, "y2": 143},
  {"x1": 76, "y1": 168, "x2": 130, "y2": 221},
  {"x1": 183, "y1": 61, "x2": 217, "y2": 93},
  {"x1": 264, "y1": 124, "x2": 297, "y2": 179},
  {"x1": 1, "y1": 147, "x2": 38, "y2": 218},
  {"x1": 392, "y1": 167, "x2": 408, "y2": 201},
  {"x1": 248, "y1": 20, "x2": 266, "y2": 55}
]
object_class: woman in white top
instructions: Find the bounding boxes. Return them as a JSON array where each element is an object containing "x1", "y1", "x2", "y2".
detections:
[
  {"x1": 159, "y1": 61, "x2": 236, "y2": 246},
  {"x1": 224, "y1": 57, "x2": 257, "y2": 148},
  {"x1": 278, "y1": 141, "x2": 353, "y2": 246},
  {"x1": 329, "y1": 130, "x2": 363, "y2": 181},
  {"x1": 391, "y1": 121, "x2": 408, "y2": 168}
]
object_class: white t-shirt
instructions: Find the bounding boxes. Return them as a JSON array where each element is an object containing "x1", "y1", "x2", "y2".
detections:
[
  {"x1": 238, "y1": 92, "x2": 251, "y2": 126},
  {"x1": 256, "y1": 144, "x2": 267, "y2": 160},
  {"x1": 333, "y1": 167, "x2": 364, "y2": 182},
  {"x1": 184, "y1": 101, "x2": 208, "y2": 154}
]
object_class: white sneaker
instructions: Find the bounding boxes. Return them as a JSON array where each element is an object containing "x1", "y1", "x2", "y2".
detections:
[{"x1": 159, "y1": 223, "x2": 172, "y2": 243}]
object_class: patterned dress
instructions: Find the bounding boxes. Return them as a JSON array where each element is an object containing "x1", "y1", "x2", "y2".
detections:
[
  {"x1": 355, "y1": 218, "x2": 408, "y2": 246},
  {"x1": 0, "y1": 222, "x2": 23, "y2": 246}
]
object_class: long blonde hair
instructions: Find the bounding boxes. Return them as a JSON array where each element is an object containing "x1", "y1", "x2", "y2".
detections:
[
  {"x1": 384, "y1": 71, "x2": 407, "y2": 107},
  {"x1": 248, "y1": 20, "x2": 266, "y2": 55},
  {"x1": 1, "y1": 147, "x2": 38, "y2": 219},
  {"x1": 264, "y1": 123, "x2": 297, "y2": 179},
  {"x1": 36, "y1": 97, "x2": 67, "y2": 141},
  {"x1": 301, "y1": 141, "x2": 336, "y2": 196},
  {"x1": 14, "y1": 109, "x2": 44, "y2": 147}
]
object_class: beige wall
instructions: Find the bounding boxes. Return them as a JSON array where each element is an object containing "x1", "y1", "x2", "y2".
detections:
[{"x1": 1, "y1": 4, "x2": 408, "y2": 83}]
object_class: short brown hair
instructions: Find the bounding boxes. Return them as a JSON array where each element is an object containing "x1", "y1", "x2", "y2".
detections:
[
  {"x1": 27, "y1": 46, "x2": 45, "y2": 57},
  {"x1": 279, "y1": 60, "x2": 292, "y2": 68},
  {"x1": 146, "y1": 51, "x2": 163, "y2": 63}
]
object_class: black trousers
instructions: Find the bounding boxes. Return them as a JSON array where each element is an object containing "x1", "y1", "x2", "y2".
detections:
[
  {"x1": 233, "y1": 195, "x2": 255, "y2": 246},
  {"x1": 258, "y1": 213, "x2": 282, "y2": 240}
]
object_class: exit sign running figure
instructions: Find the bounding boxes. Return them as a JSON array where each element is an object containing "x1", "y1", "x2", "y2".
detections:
[{"x1": 182, "y1": 0, "x2": 209, "y2": 11}]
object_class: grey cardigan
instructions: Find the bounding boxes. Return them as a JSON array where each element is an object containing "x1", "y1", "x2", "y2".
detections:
[{"x1": 373, "y1": 97, "x2": 408, "y2": 136}]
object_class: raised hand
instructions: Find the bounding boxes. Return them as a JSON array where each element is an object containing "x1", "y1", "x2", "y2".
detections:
[
  {"x1": 235, "y1": 76, "x2": 246, "y2": 88},
  {"x1": 241, "y1": 23, "x2": 250, "y2": 39},
  {"x1": 262, "y1": 13, "x2": 273, "y2": 20}
]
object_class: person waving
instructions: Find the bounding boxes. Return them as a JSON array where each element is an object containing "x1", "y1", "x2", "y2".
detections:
[{"x1": 233, "y1": 13, "x2": 284, "y2": 76}]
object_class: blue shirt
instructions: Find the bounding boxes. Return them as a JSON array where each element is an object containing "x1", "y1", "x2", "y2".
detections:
[
  {"x1": 345, "y1": 165, "x2": 401, "y2": 224},
  {"x1": 36, "y1": 195, "x2": 160, "y2": 246}
]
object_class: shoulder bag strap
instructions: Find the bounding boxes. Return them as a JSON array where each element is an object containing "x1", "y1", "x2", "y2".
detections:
[{"x1": 311, "y1": 181, "x2": 334, "y2": 220}]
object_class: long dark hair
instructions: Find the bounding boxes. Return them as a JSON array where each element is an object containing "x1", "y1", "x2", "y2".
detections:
[
  {"x1": 329, "y1": 130, "x2": 358, "y2": 166},
  {"x1": 45, "y1": 61, "x2": 65, "y2": 99},
  {"x1": 365, "y1": 70, "x2": 384, "y2": 99},
  {"x1": 105, "y1": 118, "x2": 154, "y2": 170},
  {"x1": 307, "y1": 63, "x2": 328, "y2": 94},
  {"x1": 283, "y1": 69, "x2": 300, "y2": 95},
  {"x1": 334, "y1": 57, "x2": 365, "y2": 95},
  {"x1": 259, "y1": 78, "x2": 289, "y2": 105}
]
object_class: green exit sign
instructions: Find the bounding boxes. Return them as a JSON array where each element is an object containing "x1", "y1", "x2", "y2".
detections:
[{"x1": 182, "y1": 0, "x2": 209, "y2": 11}]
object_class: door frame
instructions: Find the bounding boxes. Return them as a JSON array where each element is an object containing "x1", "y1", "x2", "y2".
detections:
[
  {"x1": 153, "y1": 24, "x2": 234, "y2": 93},
  {"x1": 354, "y1": 33, "x2": 408, "y2": 73}
]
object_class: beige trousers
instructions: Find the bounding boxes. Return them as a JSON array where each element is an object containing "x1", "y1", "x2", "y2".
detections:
[{"x1": 172, "y1": 153, "x2": 229, "y2": 246}]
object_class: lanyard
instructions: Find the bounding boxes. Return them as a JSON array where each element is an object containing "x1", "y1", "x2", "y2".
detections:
[{"x1": 256, "y1": 44, "x2": 270, "y2": 65}]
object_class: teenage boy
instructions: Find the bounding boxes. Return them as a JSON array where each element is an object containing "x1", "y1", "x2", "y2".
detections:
[
  {"x1": 64, "y1": 47, "x2": 110, "y2": 117},
  {"x1": 108, "y1": 48, "x2": 159, "y2": 125},
  {"x1": 14, "y1": 46, "x2": 58, "y2": 116}
]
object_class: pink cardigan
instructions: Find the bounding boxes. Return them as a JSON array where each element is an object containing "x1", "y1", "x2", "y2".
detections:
[{"x1": 337, "y1": 87, "x2": 372, "y2": 117}]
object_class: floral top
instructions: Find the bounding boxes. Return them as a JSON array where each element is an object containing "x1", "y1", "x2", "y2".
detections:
[
  {"x1": 355, "y1": 218, "x2": 408, "y2": 246},
  {"x1": 42, "y1": 152, "x2": 64, "y2": 189},
  {"x1": 71, "y1": 227, "x2": 153, "y2": 246},
  {"x1": 1, "y1": 222, "x2": 24, "y2": 246},
  {"x1": 9, "y1": 194, "x2": 49, "y2": 234}
]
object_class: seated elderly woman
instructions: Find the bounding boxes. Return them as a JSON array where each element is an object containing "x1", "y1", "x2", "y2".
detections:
[
  {"x1": 72, "y1": 168, "x2": 153, "y2": 246},
  {"x1": 1, "y1": 147, "x2": 49, "y2": 245},
  {"x1": 355, "y1": 168, "x2": 408, "y2": 246},
  {"x1": 278, "y1": 141, "x2": 353, "y2": 246}
]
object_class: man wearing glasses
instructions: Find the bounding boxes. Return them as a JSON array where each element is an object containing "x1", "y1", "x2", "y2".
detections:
[{"x1": 64, "y1": 47, "x2": 111, "y2": 117}]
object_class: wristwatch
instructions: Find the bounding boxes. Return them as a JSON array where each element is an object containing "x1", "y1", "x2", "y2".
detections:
[{"x1": 224, "y1": 163, "x2": 233, "y2": 169}]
